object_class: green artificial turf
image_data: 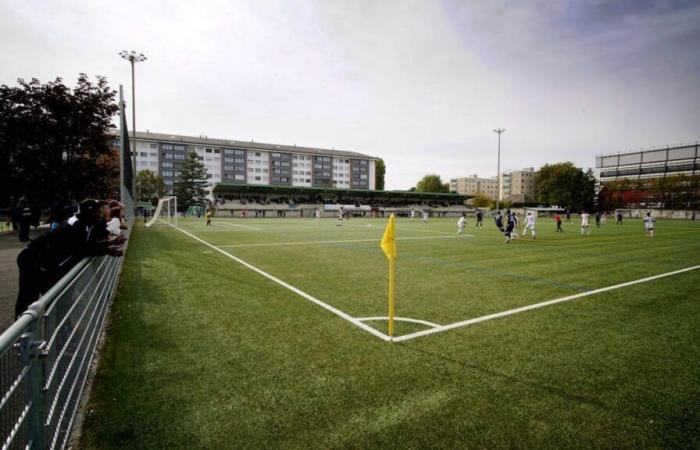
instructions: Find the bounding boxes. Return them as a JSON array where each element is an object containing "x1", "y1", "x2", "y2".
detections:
[{"x1": 80, "y1": 217, "x2": 700, "y2": 449}]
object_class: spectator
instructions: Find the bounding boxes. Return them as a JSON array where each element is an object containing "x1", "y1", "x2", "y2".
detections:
[
  {"x1": 15, "y1": 199, "x2": 125, "y2": 318},
  {"x1": 106, "y1": 207, "x2": 126, "y2": 236},
  {"x1": 18, "y1": 196, "x2": 32, "y2": 242}
]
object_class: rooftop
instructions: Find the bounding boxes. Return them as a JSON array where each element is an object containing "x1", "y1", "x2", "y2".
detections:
[{"x1": 111, "y1": 129, "x2": 379, "y2": 160}]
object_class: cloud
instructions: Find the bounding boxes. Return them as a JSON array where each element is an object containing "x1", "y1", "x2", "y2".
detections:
[{"x1": 1, "y1": 0, "x2": 698, "y2": 189}]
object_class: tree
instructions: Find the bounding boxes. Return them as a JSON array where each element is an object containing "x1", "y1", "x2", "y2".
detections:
[
  {"x1": 415, "y1": 174, "x2": 449, "y2": 193},
  {"x1": 535, "y1": 163, "x2": 595, "y2": 211},
  {"x1": 375, "y1": 158, "x2": 386, "y2": 190},
  {"x1": 471, "y1": 194, "x2": 494, "y2": 208},
  {"x1": 0, "y1": 75, "x2": 119, "y2": 206},
  {"x1": 174, "y1": 152, "x2": 210, "y2": 210},
  {"x1": 136, "y1": 170, "x2": 166, "y2": 201}
]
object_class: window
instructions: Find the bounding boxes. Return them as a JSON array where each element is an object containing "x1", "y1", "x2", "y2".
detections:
[
  {"x1": 235, "y1": 158, "x2": 244, "y2": 163},
  {"x1": 174, "y1": 145, "x2": 186, "y2": 151},
  {"x1": 224, "y1": 165, "x2": 234, "y2": 171},
  {"x1": 139, "y1": 152, "x2": 148, "y2": 157},
  {"x1": 272, "y1": 153, "x2": 280, "y2": 157},
  {"x1": 162, "y1": 170, "x2": 173, "y2": 177},
  {"x1": 224, "y1": 149, "x2": 234, "y2": 155},
  {"x1": 262, "y1": 168, "x2": 268, "y2": 173},
  {"x1": 174, "y1": 154, "x2": 185, "y2": 160},
  {"x1": 149, "y1": 161, "x2": 157, "y2": 167},
  {"x1": 224, "y1": 157, "x2": 234, "y2": 163},
  {"x1": 161, "y1": 144, "x2": 173, "y2": 150},
  {"x1": 163, "y1": 162, "x2": 173, "y2": 168},
  {"x1": 214, "y1": 149, "x2": 220, "y2": 154},
  {"x1": 235, "y1": 174, "x2": 244, "y2": 180},
  {"x1": 281, "y1": 161, "x2": 289, "y2": 167},
  {"x1": 255, "y1": 152, "x2": 261, "y2": 157},
  {"x1": 235, "y1": 149, "x2": 245, "y2": 156},
  {"x1": 197, "y1": 156, "x2": 204, "y2": 161},
  {"x1": 255, "y1": 176, "x2": 261, "y2": 181},
  {"x1": 255, "y1": 168, "x2": 261, "y2": 173},
  {"x1": 164, "y1": 153, "x2": 173, "y2": 159},
  {"x1": 206, "y1": 148, "x2": 212, "y2": 153},
  {"x1": 248, "y1": 168, "x2": 254, "y2": 173},
  {"x1": 149, "y1": 143, "x2": 158, "y2": 149},
  {"x1": 235, "y1": 166, "x2": 245, "y2": 173}
]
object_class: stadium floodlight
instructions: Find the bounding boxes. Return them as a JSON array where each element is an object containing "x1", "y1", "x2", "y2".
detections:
[
  {"x1": 493, "y1": 128, "x2": 506, "y2": 211},
  {"x1": 119, "y1": 50, "x2": 148, "y2": 198}
]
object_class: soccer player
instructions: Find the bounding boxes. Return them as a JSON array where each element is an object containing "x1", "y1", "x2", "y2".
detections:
[
  {"x1": 511, "y1": 212, "x2": 520, "y2": 239},
  {"x1": 494, "y1": 211, "x2": 504, "y2": 233},
  {"x1": 336, "y1": 207, "x2": 344, "y2": 227},
  {"x1": 616, "y1": 211, "x2": 623, "y2": 225},
  {"x1": 410, "y1": 209, "x2": 415, "y2": 221},
  {"x1": 457, "y1": 213, "x2": 466, "y2": 235},
  {"x1": 643, "y1": 212, "x2": 655, "y2": 237},
  {"x1": 524, "y1": 212, "x2": 536, "y2": 239},
  {"x1": 595, "y1": 211, "x2": 601, "y2": 228},
  {"x1": 315, "y1": 208, "x2": 321, "y2": 222},
  {"x1": 422, "y1": 210, "x2": 429, "y2": 225},
  {"x1": 554, "y1": 213, "x2": 563, "y2": 232},
  {"x1": 601, "y1": 212, "x2": 608, "y2": 226},
  {"x1": 580, "y1": 211, "x2": 590, "y2": 235},
  {"x1": 504, "y1": 210, "x2": 516, "y2": 243},
  {"x1": 205, "y1": 209, "x2": 212, "y2": 226},
  {"x1": 476, "y1": 210, "x2": 483, "y2": 228}
]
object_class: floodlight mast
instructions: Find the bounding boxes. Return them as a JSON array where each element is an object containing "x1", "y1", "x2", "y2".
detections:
[
  {"x1": 119, "y1": 50, "x2": 147, "y2": 199},
  {"x1": 493, "y1": 128, "x2": 506, "y2": 212}
]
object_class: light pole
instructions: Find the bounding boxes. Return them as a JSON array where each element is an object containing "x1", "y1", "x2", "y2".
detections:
[
  {"x1": 493, "y1": 128, "x2": 506, "y2": 211},
  {"x1": 119, "y1": 50, "x2": 147, "y2": 198}
]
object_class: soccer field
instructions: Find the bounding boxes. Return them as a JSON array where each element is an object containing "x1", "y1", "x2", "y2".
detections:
[{"x1": 81, "y1": 217, "x2": 700, "y2": 449}]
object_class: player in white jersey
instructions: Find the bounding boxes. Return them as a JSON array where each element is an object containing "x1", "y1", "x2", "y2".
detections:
[
  {"x1": 643, "y1": 212, "x2": 655, "y2": 237},
  {"x1": 410, "y1": 210, "x2": 415, "y2": 221},
  {"x1": 457, "y1": 213, "x2": 466, "y2": 235},
  {"x1": 523, "y1": 212, "x2": 536, "y2": 239},
  {"x1": 336, "y1": 207, "x2": 344, "y2": 227},
  {"x1": 422, "y1": 210, "x2": 429, "y2": 225},
  {"x1": 315, "y1": 208, "x2": 321, "y2": 222},
  {"x1": 580, "y1": 211, "x2": 590, "y2": 235}
]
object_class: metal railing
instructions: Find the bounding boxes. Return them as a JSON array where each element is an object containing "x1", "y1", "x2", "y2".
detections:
[{"x1": 0, "y1": 243, "x2": 127, "y2": 450}]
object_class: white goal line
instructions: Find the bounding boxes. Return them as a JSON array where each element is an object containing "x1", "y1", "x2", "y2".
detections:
[
  {"x1": 391, "y1": 264, "x2": 700, "y2": 343},
  {"x1": 216, "y1": 234, "x2": 474, "y2": 248}
]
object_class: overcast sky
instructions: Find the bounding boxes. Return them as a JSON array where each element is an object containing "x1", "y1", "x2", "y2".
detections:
[{"x1": 2, "y1": 0, "x2": 699, "y2": 189}]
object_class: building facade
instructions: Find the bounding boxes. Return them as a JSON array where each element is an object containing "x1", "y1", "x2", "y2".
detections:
[
  {"x1": 595, "y1": 143, "x2": 699, "y2": 184},
  {"x1": 449, "y1": 175, "x2": 499, "y2": 199},
  {"x1": 121, "y1": 131, "x2": 379, "y2": 193},
  {"x1": 500, "y1": 167, "x2": 537, "y2": 203}
]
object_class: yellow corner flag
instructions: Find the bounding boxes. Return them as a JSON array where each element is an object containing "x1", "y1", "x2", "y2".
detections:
[
  {"x1": 380, "y1": 214, "x2": 396, "y2": 260},
  {"x1": 380, "y1": 214, "x2": 397, "y2": 337}
]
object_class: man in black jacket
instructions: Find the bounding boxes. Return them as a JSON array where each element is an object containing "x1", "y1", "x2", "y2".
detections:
[{"x1": 14, "y1": 199, "x2": 125, "y2": 318}]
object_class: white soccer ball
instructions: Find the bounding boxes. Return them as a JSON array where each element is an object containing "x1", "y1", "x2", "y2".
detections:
[{"x1": 367, "y1": 223, "x2": 372, "y2": 227}]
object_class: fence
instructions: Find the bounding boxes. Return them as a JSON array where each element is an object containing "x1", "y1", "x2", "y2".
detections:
[{"x1": 0, "y1": 248, "x2": 126, "y2": 449}]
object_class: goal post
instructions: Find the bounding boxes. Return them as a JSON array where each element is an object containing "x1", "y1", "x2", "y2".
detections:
[{"x1": 145, "y1": 196, "x2": 178, "y2": 228}]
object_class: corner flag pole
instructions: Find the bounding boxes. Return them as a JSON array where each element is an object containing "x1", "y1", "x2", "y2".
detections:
[{"x1": 380, "y1": 214, "x2": 397, "y2": 337}]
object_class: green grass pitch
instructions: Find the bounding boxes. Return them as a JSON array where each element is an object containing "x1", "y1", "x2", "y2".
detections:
[{"x1": 81, "y1": 216, "x2": 700, "y2": 449}]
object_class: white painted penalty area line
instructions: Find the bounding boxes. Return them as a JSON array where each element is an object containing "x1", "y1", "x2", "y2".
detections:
[
  {"x1": 392, "y1": 264, "x2": 700, "y2": 343},
  {"x1": 170, "y1": 225, "x2": 392, "y2": 342},
  {"x1": 216, "y1": 234, "x2": 474, "y2": 248}
]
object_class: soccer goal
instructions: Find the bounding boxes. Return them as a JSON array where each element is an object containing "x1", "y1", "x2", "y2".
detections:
[{"x1": 145, "y1": 196, "x2": 178, "y2": 228}]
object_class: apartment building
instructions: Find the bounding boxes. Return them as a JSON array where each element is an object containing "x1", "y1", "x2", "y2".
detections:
[
  {"x1": 499, "y1": 167, "x2": 537, "y2": 203},
  {"x1": 120, "y1": 131, "x2": 379, "y2": 193},
  {"x1": 449, "y1": 175, "x2": 499, "y2": 198}
]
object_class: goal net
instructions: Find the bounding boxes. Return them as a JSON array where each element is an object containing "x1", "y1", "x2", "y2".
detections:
[{"x1": 145, "y1": 196, "x2": 178, "y2": 228}]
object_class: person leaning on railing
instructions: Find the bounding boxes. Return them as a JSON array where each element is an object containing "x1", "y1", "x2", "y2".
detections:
[{"x1": 14, "y1": 199, "x2": 125, "y2": 318}]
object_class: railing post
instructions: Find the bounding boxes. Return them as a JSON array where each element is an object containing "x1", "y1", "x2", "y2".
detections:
[{"x1": 21, "y1": 306, "x2": 47, "y2": 449}]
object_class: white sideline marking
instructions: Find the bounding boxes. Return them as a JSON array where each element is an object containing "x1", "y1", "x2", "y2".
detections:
[
  {"x1": 392, "y1": 264, "x2": 700, "y2": 343},
  {"x1": 356, "y1": 316, "x2": 442, "y2": 328},
  {"x1": 398, "y1": 227, "x2": 455, "y2": 235},
  {"x1": 216, "y1": 234, "x2": 473, "y2": 248},
  {"x1": 215, "y1": 222, "x2": 261, "y2": 231},
  {"x1": 171, "y1": 225, "x2": 392, "y2": 342}
]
